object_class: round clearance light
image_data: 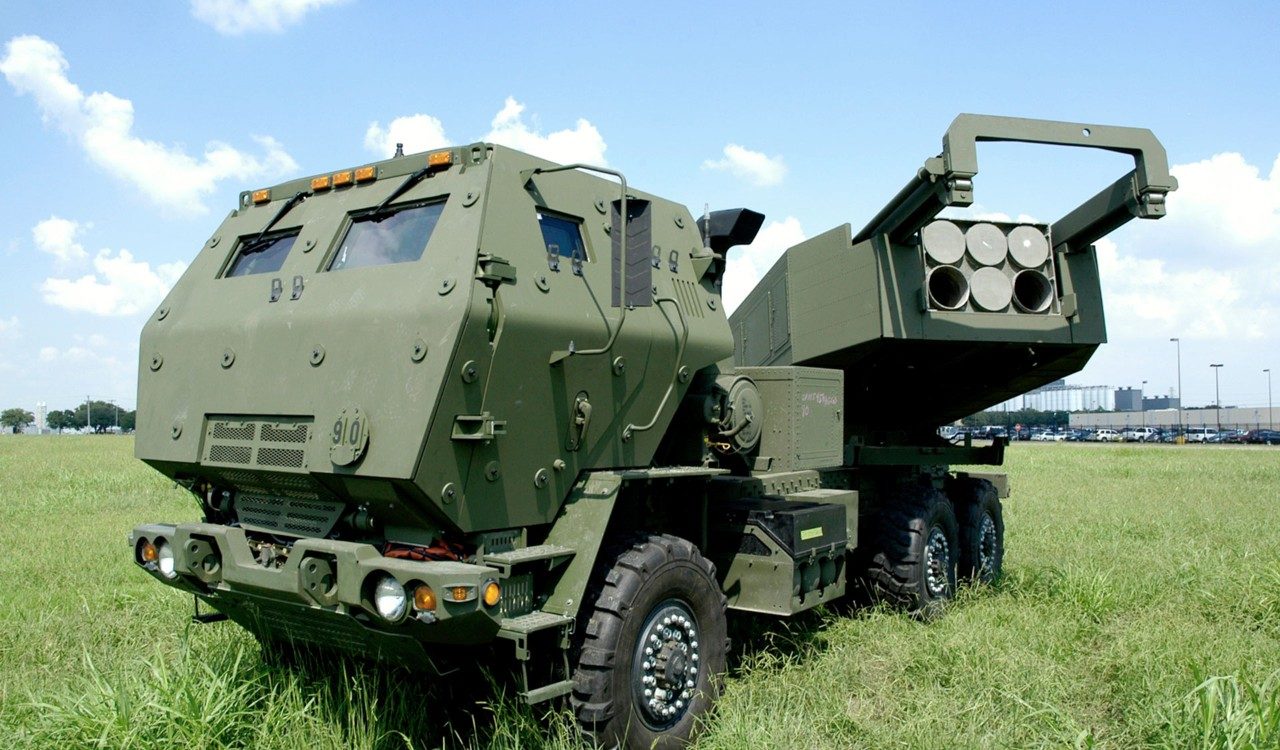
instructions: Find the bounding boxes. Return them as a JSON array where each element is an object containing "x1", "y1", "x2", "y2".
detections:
[
  {"x1": 374, "y1": 575, "x2": 408, "y2": 621},
  {"x1": 139, "y1": 539, "x2": 158, "y2": 564},
  {"x1": 413, "y1": 584, "x2": 437, "y2": 612},
  {"x1": 156, "y1": 540, "x2": 178, "y2": 579},
  {"x1": 482, "y1": 581, "x2": 501, "y2": 608}
]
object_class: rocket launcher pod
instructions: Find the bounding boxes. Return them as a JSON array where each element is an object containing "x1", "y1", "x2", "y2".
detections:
[{"x1": 730, "y1": 114, "x2": 1177, "y2": 435}]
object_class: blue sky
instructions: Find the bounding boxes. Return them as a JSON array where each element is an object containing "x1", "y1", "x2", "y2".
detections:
[{"x1": 2, "y1": 1, "x2": 1277, "y2": 414}]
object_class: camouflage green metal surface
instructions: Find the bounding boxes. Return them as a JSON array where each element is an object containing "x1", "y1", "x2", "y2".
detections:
[
  {"x1": 138, "y1": 144, "x2": 733, "y2": 537},
  {"x1": 128, "y1": 114, "x2": 1176, "y2": 698}
]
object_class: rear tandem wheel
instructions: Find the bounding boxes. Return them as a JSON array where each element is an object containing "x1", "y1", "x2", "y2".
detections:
[{"x1": 858, "y1": 483, "x2": 959, "y2": 618}]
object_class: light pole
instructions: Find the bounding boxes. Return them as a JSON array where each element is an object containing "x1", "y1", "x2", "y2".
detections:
[
  {"x1": 1266, "y1": 368, "x2": 1273, "y2": 430},
  {"x1": 109, "y1": 399, "x2": 118, "y2": 429},
  {"x1": 1141, "y1": 380, "x2": 1148, "y2": 431},
  {"x1": 1211, "y1": 364, "x2": 1224, "y2": 432},
  {"x1": 1170, "y1": 338, "x2": 1182, "y2": 436},
  {"x1": 85, "y1": 395, "x2": 91, "y2": 432}
]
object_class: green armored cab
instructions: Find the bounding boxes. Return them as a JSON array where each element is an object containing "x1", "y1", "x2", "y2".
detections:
[{"x1": 131, "y1": 115, "x2": 1176, "y2": 748}]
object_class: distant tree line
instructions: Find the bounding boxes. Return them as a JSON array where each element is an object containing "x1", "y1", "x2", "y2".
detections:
[
  {"x1": 1, "y1": 400, "x2": 136, "y2": 433},
  {"x1": 961, "y1": 408, "x2": 1071, "y2": 429}
]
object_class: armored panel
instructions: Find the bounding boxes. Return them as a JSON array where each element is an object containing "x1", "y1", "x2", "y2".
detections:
[{"x1": 736, "y1": 366, "x2": 843, "y2": 472}]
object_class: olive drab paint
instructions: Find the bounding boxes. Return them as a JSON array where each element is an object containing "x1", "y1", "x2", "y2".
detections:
[{"x1": 129, "y1": 115, "x2": 1176, "y2": 745}]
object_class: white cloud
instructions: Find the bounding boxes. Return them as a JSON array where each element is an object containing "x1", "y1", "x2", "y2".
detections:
[
  {"x1": 32, "y1": 216, "x2": 88, "y2": 263},
  {"x1": 1095, "y1": 237, "x2": 1269, "y2": 341},
  {"x1": 721, "y1": 217, "x2": 806, "y2": 313},
  {"x1": 191, "y1": 0, "x2": 348, "y2": 34},
  {"x1": 1095, "y1": 151, "x2": 1280, "y2": 341},
  {"x1": 1166, "y1": 152, "x2": 1280, "y2": 248},
  {"x1": 41, "y1": 249, "x2": 186, "y2": 317},
  {"x1": 1072, "y1": 149, "x2": 1280, "y2": 405},
  {"x1": 703, "y1": 144, "x2": 787, "y2": 187},
  {"x1": 38, "y1": 346, "x2": 58, "y2": 362},
  {"x1": 1, "y1": 35, "x2": 297, "y2": 215},
  {"x1": 484, "y1": 97, "x2": 608, "y2": 166},
  {"x1": 364, "y1": 114, "x2": 449, "y2": 158},
  {"x1": 0, "y1": 316, "x2": 18, "y2": 340},
  {"x1": 364, "y1": 98, "x2": 609, "y2": 167}
]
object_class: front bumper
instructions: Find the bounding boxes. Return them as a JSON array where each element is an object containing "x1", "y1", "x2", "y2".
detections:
[{"x1": 131, "y1": 523, "x2": 503, "y2": 664}]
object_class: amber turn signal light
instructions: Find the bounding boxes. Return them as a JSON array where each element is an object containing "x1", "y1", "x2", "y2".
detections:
[
  {"x1": 427, "y1": 150, "x2": 452, "y2": 167},
  {"x1": 482, "y1": 581, "x2": 501, "y2": 607},
  {"x1": 139, "y1": 539, "x2": 158, "y2": 563},
  {"x1": 413, "y1": 584, "x2": 436, "y2": 611},
  {"x1": 251, "y1": 189, "x2": 271, "y2": 204}
]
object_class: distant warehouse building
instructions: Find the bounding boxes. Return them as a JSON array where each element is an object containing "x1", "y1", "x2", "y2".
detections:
[
  {"x1": 1115, "y1": 387, "x2": 1142, "y2": 412},
  {"x1": 1143, "y1": 395, "x2": 1180, "y2": 411},
  {"x1": 1020, "y1": 379, "x2": 1114, "y2": 412}
]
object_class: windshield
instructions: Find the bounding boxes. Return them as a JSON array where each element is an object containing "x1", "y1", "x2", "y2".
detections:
[
  {"x1": 224, "y1": 231, "x2": 299, "y2": 277},
  {"x1": 328, "y1": 201, "x2": 445, "y2": 271}
]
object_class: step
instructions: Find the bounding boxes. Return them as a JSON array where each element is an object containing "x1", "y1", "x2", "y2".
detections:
[
  {"x1": 483, "y1": 544, "x2": 574, "y2": 575},
  {"x1": 499, "y1": 611, "x2": 574, "y2": 637}
]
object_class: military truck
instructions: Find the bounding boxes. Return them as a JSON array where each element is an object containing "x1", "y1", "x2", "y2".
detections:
[{"x1": 130, "y1": 114, "x2": 1175, "y2": 747}]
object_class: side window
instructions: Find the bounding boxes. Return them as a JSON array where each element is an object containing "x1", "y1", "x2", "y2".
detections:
[
  {"x1": 328, "y1": 201, "x2": 446, "y2": 272},
  {"x1": 538, "y1": 213, "x2": 586, "y2": 260},
  {"x1": 224, "y1": 231, "x2": 299, "y2": 277}
]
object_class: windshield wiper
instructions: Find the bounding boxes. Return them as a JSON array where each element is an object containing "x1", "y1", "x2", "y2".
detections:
[
  {"x1": 369, "y1": 167, "x2": 431, "y2": 219},
  {"x1": 240, "y1": 191, "x2": 307, "y2": 254}
]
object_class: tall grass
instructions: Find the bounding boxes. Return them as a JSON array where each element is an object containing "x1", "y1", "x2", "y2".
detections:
[{"x1": 1, "y1": 438, "x2": 1278, "y2": 748}]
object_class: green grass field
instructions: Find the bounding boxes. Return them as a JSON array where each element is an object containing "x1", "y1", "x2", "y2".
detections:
[{"x1": 1, "y1": 437, "x2": 1277, "y2": 748}]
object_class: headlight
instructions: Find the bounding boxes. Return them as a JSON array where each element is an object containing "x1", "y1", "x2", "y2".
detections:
[
  {"x1": 157, "y1": 541, "x2": 177, "y2": 579},
  {"x1": 373, "y1": 575, "x2": 407, "y2": 621}
]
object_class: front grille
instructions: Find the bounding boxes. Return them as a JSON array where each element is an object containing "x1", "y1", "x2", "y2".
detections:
[
  {"x1": 209, "y1": 444, "x2": 252, "y2": 464},
  {"x1": 261, "y1": 423, "x2": 308, "y2": 443},
  {"x1": 212, "y1": 422, "x2": 256, "y2": 441},
  {"x1": 203, "y1": 416, "x2": 313, "y2": 473},
  {"x1": 257, "y1": 447, "x2": 306, "y2": 468},
  {"x1": 235, "y1": 493, "x2": 345, "y2": 537}
]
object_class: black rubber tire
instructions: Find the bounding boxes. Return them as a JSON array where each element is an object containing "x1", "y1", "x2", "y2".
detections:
[
  {"x1": 571, "y1": 534, "x2": 727, "y2": 749},
  {"x1": 859, "y1": 483, "x2": 958, "y2": 618},
  {"x1": 952, "y1": 479, "x2": 1005, "y2": 584}
]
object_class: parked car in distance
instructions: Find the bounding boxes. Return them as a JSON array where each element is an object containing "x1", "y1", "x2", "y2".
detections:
[
  {"x1": 1184, "y1": 427, "x2": 1219, "y2": 443},
  {"x1": 1122, "y1": 427, "x2": 1159, "y2": 442},
  {"x1": 1244, "y1": 429, "x2": 1280, "y2": 445},
  {"x1": 1092, "y1": 428, "x2": 1123, "y2": 442}
]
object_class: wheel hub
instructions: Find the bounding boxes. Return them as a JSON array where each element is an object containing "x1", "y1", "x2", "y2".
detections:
[
  {"x1": 977, "y1": 512, "x2": 998, "y2": 578},
  {"x1": 925, "y1": 526, "x2": 951, "y2": 597},
  {"x1": 633, "y1": 600, "x2": 701, "y2": 727}
]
